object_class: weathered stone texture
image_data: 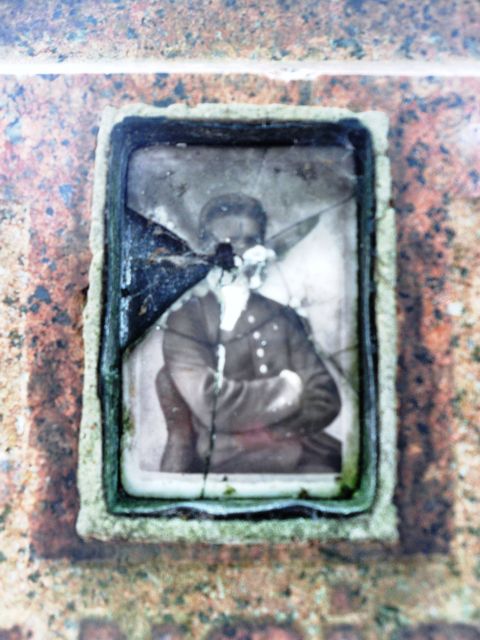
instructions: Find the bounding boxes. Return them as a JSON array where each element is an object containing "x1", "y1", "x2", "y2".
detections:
[
  {"x1": 0, "y1": 628, "x2": 32, "y2": 640},
  {"x1": 79, "y1": 620, "x2": 126, "y2": 640},
  {"x1": 206, "y1": 619, "x2": 303, "y2": 639},
  {"x1": 0, "y1": 68, "x2": 478, "y2": 639},
  {"x1": 0, "y1": 0, "x2": 480, "y2": 627},
  {"x1": 324, "y1": 625, "x2": 363, "y2": 640},
  {"x1": 5, "y1": 72, "x2": 471, "y2": 559},
  {"x1": 329, "y1": 584, "x2": 364, "y2": 615},
  {"x1": 150, "y1": 624, "x2": 186, "y2": 640},
  {"x1": 0, "y1": 0, "x2": 478, "y2": 63},
  {"x1": 394, "y1": 623, "x2": 480, "y2": 639}
]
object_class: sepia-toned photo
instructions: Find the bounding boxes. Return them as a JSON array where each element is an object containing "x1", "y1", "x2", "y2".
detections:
[{"x1": 121, "y1": 143, "x2": 359, "y2": 499}]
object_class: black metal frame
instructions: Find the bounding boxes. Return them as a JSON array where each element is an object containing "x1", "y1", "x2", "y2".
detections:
[{"x1": 100, "y1": 116, "x2": 378, "y2": 519}]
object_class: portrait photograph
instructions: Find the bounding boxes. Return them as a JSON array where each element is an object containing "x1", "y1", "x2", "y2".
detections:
[{"x1": 120, "y1": 140, "x2": 360, "y2": 500}]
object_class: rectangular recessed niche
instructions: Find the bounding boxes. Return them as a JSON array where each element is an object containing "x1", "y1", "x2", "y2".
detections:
[{"x1": 77, "y1": 103, "x2": 397, "y2": 543}]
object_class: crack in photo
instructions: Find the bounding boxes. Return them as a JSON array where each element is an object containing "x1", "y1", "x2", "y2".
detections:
[{"x1": 120, "y1": 144, "x2": 360, "y2": 499}]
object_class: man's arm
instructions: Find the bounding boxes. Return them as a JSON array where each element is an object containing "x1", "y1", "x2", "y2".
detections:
[
  {"x1": 284, "y1": 310, "x2": 341, "y2": 432},
  {"x1": 162, "y1": 303, "x2": 302, "y2": 433},
  {"x1": 156, "y1": 367, "x2": 198, "y2": 472}
]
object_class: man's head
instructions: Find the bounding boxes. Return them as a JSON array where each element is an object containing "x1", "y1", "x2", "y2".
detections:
[{"x1": 199, "y1": 193, "x2": 267, "y2": 256}]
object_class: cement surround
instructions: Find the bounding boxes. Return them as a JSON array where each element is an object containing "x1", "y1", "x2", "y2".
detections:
[{"x1": 77, "y1": 102, "x2": 397, "y2": 543}]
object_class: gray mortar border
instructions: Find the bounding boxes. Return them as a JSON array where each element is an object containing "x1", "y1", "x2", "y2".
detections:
[{"x1": 77, "y1": 103, "x2": 397, "y2": 543}]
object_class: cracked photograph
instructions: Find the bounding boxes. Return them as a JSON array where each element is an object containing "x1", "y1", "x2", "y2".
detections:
[{"x1": 121, "y1": 143, "x2": 360, "y2": 500}]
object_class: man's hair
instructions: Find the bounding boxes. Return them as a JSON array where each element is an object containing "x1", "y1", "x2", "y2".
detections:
[{"x1": 199, "y1": 193, "x2": 267, "y2": 244}]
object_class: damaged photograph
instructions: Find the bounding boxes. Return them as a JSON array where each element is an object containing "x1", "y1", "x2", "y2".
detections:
[{"x1": 120, "y1": 143, "x2": 360, "y2": 500}]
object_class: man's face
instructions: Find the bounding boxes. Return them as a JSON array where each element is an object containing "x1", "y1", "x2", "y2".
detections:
[{"x1": 207, "y1": 213, "x2": 263, "y2": 257}]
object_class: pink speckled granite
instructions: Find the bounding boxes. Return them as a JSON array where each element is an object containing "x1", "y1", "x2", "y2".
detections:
[
  {"x1": 0, "y1": 0, "x2": 478, "y2": 63},
  {"x1": 7, "y1": 72, "x2": 475, "y2": 558},
  {"x1": 0, "y1": 71, "x2": 479, "y2": 637}
]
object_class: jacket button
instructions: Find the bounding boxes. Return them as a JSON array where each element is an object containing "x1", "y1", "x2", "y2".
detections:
[
  {"x1": 259, "y1": 364, "x2": 268, "y2": 374},
  {"x1": 256, "y1": 348, "x2": 265, "y2": 358}
]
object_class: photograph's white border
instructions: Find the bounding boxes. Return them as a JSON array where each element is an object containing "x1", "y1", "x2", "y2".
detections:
[{"x1": 77, "y1": 103, "x2": 397, "y2": 543}]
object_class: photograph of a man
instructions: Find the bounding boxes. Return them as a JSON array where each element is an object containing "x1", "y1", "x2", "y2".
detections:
[{"x1": 158, "y1": 193, "x2": 342, "y2": 475}]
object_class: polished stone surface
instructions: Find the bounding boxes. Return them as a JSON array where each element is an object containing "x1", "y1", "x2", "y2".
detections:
[
  {"x1": 0, "y1": 70, "x2": 479, "y2": 636},
  {"x1": 0, "y1": 0, "x2": 478, "y2": 63}
]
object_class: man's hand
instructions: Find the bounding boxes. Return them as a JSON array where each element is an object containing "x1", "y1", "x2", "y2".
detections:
[{"x1": 277, "y1": 369, "x2": 304, "y2": 408}]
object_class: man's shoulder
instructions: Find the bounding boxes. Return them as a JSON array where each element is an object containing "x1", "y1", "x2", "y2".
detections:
[
  {"x1": 164, "y1": 291, "x2": 219, "y2": 335},
  {"x1": 249, "y1": 292, "x2": 285, "y2": 312},
  {"x1": 248, "y1": 293, "x2": 307, "y2": 328},
  {"x1": 167, "y1": 291, "x2": 216, "y2": 316}
]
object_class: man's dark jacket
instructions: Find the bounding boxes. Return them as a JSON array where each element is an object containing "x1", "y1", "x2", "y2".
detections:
[{"x1": 158, "y1": 291, "x2": 342, "y2": 474}]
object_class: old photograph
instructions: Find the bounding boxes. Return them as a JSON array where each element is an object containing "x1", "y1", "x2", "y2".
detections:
[{"x1": 121, "y1": 143, "x2": 359, "y2": 499}]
